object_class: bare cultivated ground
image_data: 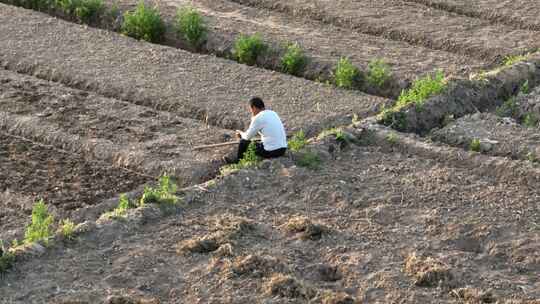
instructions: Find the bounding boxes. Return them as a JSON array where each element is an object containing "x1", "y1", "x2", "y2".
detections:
[
  {"x1": 1, "y1": 139, "x2": 539, "y2": 303},
  {"x1": 230, "y1": 0, "x2": 540, "y2": 61},
  {"x1": 0, "y1": 1, "x2": 540, "y2": 303},
  {"x1": 0, "y1": 4, "x2": 387, "y2": 134},
  {"x1": 402, "y1": 0, "x2": 540, "y2": 31}
]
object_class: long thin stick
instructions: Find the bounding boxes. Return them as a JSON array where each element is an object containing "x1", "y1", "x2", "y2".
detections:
[{"x1": 192, "y1": 141, "x2": 239, "y2": 150}]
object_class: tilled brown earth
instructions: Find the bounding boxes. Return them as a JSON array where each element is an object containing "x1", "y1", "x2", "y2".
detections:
[
  {"x1": 0, "y1": 4, "x2": 387, "y2": 132},
  {"x1": 231, "y1": 0, "x2": 540, "y2": 61},
  {"x1": 1, "y1": 143, "x2": 538, "y2": 303},
  {"x1": 0, "y1": 133, "x2": 151, "y2": 241},
  {"x1": 0, "y1": 69, "x2": 231, "y2": 179}
]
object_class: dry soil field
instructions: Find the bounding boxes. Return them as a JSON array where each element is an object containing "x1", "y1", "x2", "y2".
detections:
[{"x1": 0, "y1": 0, "x2": 539, "y2": 303}]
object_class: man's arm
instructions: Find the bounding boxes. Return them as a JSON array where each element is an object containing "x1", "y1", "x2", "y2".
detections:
[{"x1": 237, "y1": 116, "x2": 262, "y2": 140}]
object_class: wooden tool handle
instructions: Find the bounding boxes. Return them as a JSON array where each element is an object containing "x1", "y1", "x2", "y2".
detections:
[{"x1": 192, "y1": 141, "x2": 240, "y2": 150}]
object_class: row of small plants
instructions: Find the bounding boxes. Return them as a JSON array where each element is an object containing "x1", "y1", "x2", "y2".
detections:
[
  {"x1": 0, "y1": 175, "x2": 179, "y2": 274},
  {"x1": 121, "y1": 3, "x2": 393, "y2": 90},
  {"x1": 9, "y1": 0, "x2": 110, "y2": 23},
  {"x1": 378, "y1": 70, "x2": 448, "y2": 130},
  {"x1": 104, "y1": 173, "x2": 179, "y2": 219},
  {"x1": 12, "y1": 0, "x2": 393, "y2": 92}
]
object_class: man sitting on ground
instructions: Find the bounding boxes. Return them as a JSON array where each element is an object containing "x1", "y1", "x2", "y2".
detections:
[{"x1": 235, "y1": 97, "x2": 287, "y2": 162}]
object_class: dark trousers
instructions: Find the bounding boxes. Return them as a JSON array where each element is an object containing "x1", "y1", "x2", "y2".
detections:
[{"x1": 237, "y1": 139, "x2": 286, "y2": 162}]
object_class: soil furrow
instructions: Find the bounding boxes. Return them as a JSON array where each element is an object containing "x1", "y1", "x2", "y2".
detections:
[
  {"x1": 0, "y1": 69, "x2": 230, "y2": 183},
  {"x1": 402, "y1": 0, "x2": 540, "y2": 31},
  {"x1": 0, "y1": 4, "x2": 388, "y2": 134},
  {"x1": 0, "y1": 132, "x2": 152, "y2": 240},
  {"x1": 228, "y1": 0, "x2": 540, "y2": 61}
]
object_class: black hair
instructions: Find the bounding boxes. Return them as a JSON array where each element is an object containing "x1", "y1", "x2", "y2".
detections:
[{"x1": 249, "y1": 97, "x2": 265, "y2": 110}]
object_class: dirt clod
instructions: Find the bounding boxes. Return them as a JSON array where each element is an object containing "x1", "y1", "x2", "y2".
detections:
[
  {"x1": 320, "y1": 291, "x2": 356, "y2": 304},
  {"x1": 450, "y1": 287, "x2": 496, "y2": 303},
  {"x1": 177, "y1": 237, "x2": 219, "y2": 254},
  {"x1": 178, "y1": 215, "x2": 258, "y2": 254},
  {"x1": 283, "y1": 216, "x2": 326, "y2": 240},
  {"x1": 230, "y1": 254, "x2": 286, "y2": 277},
  {"x1": 263, "y1": 273, "x2": 315, "y2": 299},
  {"x1": 214, "y1": 243, "x2": 234, "y2": 257},
  {"x1": 404, "y1": 252, "x2": 455, "y2": 288},
  {"x1": 105, "y1": 295, "x2": 159, "y2": 304},
  {"x1": 306, "y1": 263, "x2": 342, "y2": 282}
]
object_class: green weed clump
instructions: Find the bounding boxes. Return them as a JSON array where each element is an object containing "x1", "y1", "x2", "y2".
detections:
[
  {"x1": 317, "y1": 127, "x2": 344, "y2": 141},
  {"x1": 386, "y1": 133, "x2": 398, "y2": 145},
  {"x1": 15, "y1": 0, "x2": 51, "y2": 10},
  {"x1": 470, "y1": 139, "x2": 481, "y2": 152},
  {"x1": 0, "y1": 240, "x2": 15, "y2": 273},
  {"x1": 60, "y1": 219, "x2": 76, "y2": 240},
  {"x1": 122, "y1": 1, "x2": 165, "y2": 43},
  {"x1": 233, "y1": 34, "x2": 267, "y2": 65},
  {"x1": 24, "y1": 199, "x2": 54, "y2": 245},
  {"x1": 367, "y1": 59, "x2": 391, "y2": 88},
  {"x1": 281, "y1": 43, "x2": 306, "y2": 76},
  {"x1": 140, "y1": 174, "x2": 179, "y2": 206},
  {"x1": 527, "y1": 152, "x2": 538, "y2": 163},
  {"x1": 378, "y1": 106, "x2": 407, "y2": 130},
  {"x1": 105, "y1": 193, "x2": 137, "y2": 219},
  {"x1": 378, "y1": 71, "x2": 446, "y2": 129},
  {"x1": 496, "y1": 97, "x2": 518, "y2": 118},
  {"x1": 522, "y1": 113, "x2": 539, "y2": 128},
  {"x1": 220, "y1": 142, "x2": 261, "y2": 175},
  {"x1": 503, "y1": 54, "x2": 528, "y2": 66},
  {"x1": 175, "y1": 7, "x2": 207, "y2": 49},
  {"x1": 520, "y1": 80, "x2": 530, "y2": 95},
  {"x1": 288, "y1": 130, "x2": 307, "y2": 152},
  {"x1": 397, "y1": 70, "x2": 446, "y2": 110},
  {"x1": 56, "y1": 0, "x2": 105, "y2": 23},
  {"x1": 296, "y1": 150, "x2": 321, "y2": 170},
  {"x1": 335, "y1": 57, "x2": 359, "y2": 89}
]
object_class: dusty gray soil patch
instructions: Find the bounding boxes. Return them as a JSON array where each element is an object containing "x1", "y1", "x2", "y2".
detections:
[
  {"x1": 1, "y1": 144, "x2": 538, "y2": 302},
  {"x1": 229, "y1": 0, "x2": 540, "y2": 61},
  {"x1": 0, "y1": 4, "x2": 387, "y2": 134},
  {"x1": 431, "y1": 112, "x2": 540, "y2": 160}
]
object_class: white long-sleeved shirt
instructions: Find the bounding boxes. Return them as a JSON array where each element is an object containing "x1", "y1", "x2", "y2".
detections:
[{"x1": 240, "y1": 110, "x2": 287, "y2": 151}]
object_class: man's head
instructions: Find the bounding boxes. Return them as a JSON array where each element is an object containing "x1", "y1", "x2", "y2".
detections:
[{"x1": 249, "y1": 97, "x2": 265, "y2": 116}]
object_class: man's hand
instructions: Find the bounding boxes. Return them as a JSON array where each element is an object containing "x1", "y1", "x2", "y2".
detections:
[{"x1": 235, "y1": 130, "x2": 242, "y2": 139}]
